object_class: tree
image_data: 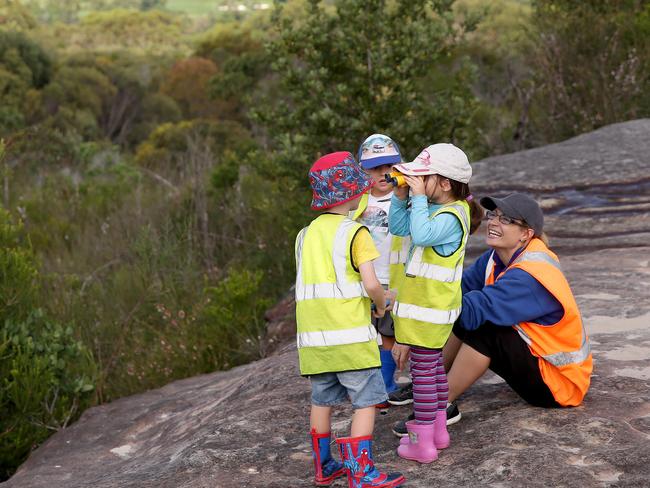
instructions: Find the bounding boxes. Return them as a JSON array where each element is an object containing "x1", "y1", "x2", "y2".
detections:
[
  {"x1": 140, "y1": 0, "x2": 166, "y2": 10},
  {"x1": 37, "y1": 8, "x2": 189, "y2": 55},
  {"x1": 0, "y1": 30, "x2": 51, "y2": 136},
  {"x1": 255, "y1": 0, "x2": 481, "y2": 180},
  {"x1": 161, "y1": 57, "x2": 236, "y2": 120},
  {"x1": 528, "y1": 0, "x2": 650, "y2": 141},
  {"x1": 37, "y1": 52, "x2": 181, "y2": 146},
  {"x1": 0, "y1": 0, "x2": 39, "y2": 31},
  {"x1": 198, "y1": 22, "x2": 270, "y2": 124}
]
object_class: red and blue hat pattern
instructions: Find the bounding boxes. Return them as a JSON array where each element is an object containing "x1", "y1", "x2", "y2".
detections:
[{"x1": 309, "y1": 151, "x2": 374, "y2": 210}]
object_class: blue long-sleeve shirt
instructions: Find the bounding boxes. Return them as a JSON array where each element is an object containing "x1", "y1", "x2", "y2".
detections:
[
  {"x1": 459, "y1": 249, "x2": 564, "y2": 330},
  {"x1": 388, "y1": 194, "x2": 463, "y2": 256}
]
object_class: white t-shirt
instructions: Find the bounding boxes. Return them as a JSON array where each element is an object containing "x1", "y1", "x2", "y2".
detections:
[{"x1": 359, "y1": 191, "x2": 393, "y2": 285}]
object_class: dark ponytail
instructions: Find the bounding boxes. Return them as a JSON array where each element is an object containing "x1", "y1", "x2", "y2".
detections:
[{"x1": 448, "y1": 180, "x2": 483, "y2": 235}]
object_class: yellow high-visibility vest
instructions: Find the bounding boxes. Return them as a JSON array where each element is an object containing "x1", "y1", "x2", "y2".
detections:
[
  {"x1": 295, "y1": 214, "x2": 380, "y2": 375},
  {"x1": 392, "y1": 201, "x2": 470, "y2": 349}
]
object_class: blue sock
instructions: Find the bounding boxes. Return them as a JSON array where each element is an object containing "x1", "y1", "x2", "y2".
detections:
[{"x1": 379, "y1": 348, "x2": 398, "y2": 393}]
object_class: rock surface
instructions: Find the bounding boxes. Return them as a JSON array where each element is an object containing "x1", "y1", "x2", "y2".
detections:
[{"x1": 4, "y1": 120, "x2": 650, "y2": 488}]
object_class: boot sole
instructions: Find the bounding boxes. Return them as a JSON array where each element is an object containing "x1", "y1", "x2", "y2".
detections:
[
  {"x1": 388, "y1": 475, "x2": 406, "y2": 487},
  {"x1": 387, "y1": 398, "x2": 413, "y2": 406},
  {"x1": 446, "y1": 411, "x2": 461, "y2": 425},
  {"x1": 314, "y1": 468, "x2": 346, "y2": 486},
  {"x1": 397, "y1": 450, "x2": 438, "y2": 464}
]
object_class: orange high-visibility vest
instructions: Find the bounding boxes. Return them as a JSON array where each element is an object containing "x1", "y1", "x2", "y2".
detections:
[{"x1": 485, "y1": 238, "x2": 592, "y2": 406}]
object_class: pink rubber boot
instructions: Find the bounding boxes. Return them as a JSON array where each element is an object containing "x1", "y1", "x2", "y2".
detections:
[
  {"x1": 433, "y1": 409, "x2": 450, "y2": 449},
  {"x1": 396, "y1": 421, "x2": 437, "y2": 463}
]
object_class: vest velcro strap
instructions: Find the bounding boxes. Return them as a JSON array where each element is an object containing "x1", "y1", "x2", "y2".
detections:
[
  {"x1": 295, "y1": 282, "x2": 368, "y2": 301},
  {"x1": 402, "y1": 262, "x2": 463, "y2": 283},
  {"x1": 297, "y1": 324, "x2": 377, "y2": 348},
  {"x1": 542, "y1": 338, "x2": 591, "y2": 367},
  {"x1": 393, "y1": 301, "x2": 460, "y2": 325},
  {"x1": 389, "y1": 250, "x2": 407, "y2": 264}
]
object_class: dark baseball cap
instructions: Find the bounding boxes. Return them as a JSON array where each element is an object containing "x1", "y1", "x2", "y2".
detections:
[{"x1": 480, "y1": 193, "x2": 544, "y2": 236}]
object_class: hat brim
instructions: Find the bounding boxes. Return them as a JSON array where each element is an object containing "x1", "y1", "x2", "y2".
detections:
[
  {"x1": 480, "y1": 196, "x2": 528, "y2": 223},
  {"x1": 392, "y1": 162, "x2": 437, "y2": 176},
  {"x1": 311, "y1": 182, "x2": 374, "y2": 210},
  {"x1": 360, "y1": 154, "x2": 402, "y2": 169}
]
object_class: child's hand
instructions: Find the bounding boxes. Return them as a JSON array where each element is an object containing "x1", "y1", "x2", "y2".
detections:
[
  {"x1": 404, "y1": 175, "x2": 425, "y2": 196},
  {"x1": 394, "y1": 183, "x2": 409, "y2": 200},
  {"x1": 372, "y1": 302, "x2": 386, "y2": 318},
  {"x1": 391, "y1": 343, "x2": 410, "y2": 370},
  {"x1": 384, "y1": 289, "x2": 396, "y2": 312}
]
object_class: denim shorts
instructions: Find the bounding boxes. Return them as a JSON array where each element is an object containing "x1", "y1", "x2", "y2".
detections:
[{"x1": 310, "y1": 368, "x2": 387, "y2": 409}]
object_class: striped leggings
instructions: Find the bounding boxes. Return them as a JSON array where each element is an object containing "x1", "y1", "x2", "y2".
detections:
[{"x1": 410, "y1": 346, "x2": 448, "y2": 424}]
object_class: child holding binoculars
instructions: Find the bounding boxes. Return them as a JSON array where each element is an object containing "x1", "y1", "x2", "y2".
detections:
[
  {"x1": 387, "y1": 143, "x2": 482, "y2": 463},
  {"x1": 353, "y1": 134, "x2": 405, "y2": 407}
]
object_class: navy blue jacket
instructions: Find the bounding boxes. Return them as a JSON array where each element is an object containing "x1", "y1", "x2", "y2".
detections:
[{"x1": 458, "y1": 249, "x2": 564, "y2": 330}]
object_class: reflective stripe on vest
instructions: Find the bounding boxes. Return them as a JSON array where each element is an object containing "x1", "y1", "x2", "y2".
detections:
[
  {"x1": 389, "y1": 236, "x2": 410, "y2": 265},
  {"x1": 296, "y1": 282, "x2": 367, "y2": 301},
  {"x1": 513, "y1": 250, "x2": 562, "y2": 271},
  {"x1": 392, "y1": 301, "x2": 461, "y2": 326},
  {"x1": 297, "y1": 324, "x2": 377, "y2": 348},
  {"x1": 514, "y1": 323, "x2": 591, "y2": 367},
  {"x1": 404, "y1": 203, "x2": 470, "y2": 279},
  {"x1": 295, "y1": 219, "x2": 368, "y2": 303}
]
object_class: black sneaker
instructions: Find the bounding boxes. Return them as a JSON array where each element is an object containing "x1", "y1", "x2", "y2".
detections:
[
  {"x1": 387, "y1": 383, "x2": 413, "y2": 405},
  {"x1": 446, "y1": 401, "x2": 462, "y2": 425},
  {"x1": 391, "y1": 412, "x2": 414, "y2": 437}
]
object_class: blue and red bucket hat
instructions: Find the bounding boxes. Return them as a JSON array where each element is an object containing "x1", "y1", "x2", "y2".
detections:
[{"x1": 309, "y1": 151, "x2": 374, "y2": 210}]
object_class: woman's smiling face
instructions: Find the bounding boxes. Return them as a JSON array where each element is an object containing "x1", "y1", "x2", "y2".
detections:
[{"x1": 485, "y1": 209, "x2": 533, "y2": 252}]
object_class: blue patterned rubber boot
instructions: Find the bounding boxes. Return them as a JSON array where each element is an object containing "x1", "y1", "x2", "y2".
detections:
[
  {"x1": 379, "y1": 348, "x2": 398, "y2": 393},
  {"x1": 336, "y1": 435, "x2": 405, "y2": 488},
  {"x1": 311, "y1": 429, "x2": 345, "y2": 486}
]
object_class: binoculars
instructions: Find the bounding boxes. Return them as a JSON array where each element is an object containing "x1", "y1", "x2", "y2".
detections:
[{"x1": 384, "y1": 171, "x2": 407, "y2": 187}]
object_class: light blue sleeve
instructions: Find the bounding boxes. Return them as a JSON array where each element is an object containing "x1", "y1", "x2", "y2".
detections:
[
  {"x1": 388, "y1": 194, "x2": 411, "y2": 237},
  {"x1": 410, "y1": 195, "x2": 463, "y2": 255}
]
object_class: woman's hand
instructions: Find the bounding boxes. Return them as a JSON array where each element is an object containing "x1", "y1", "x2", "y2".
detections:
[
  {"x1": 404, "y1": 175, "x2": 425, "y2": 196},
  {"x1": 391, "y1": 343, "x2": 410, "y2": 371}
]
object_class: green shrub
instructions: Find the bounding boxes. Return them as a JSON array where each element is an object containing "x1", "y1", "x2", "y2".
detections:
[
  {"x1": 0, "y1": 210, "x2": 96, "y2": 480},
  {"x1": 0, "y1": 312, "x2": 96, "y2": 480},
  {"x1": 197, "y1": 268, "x2": 272, "y2": 369}
]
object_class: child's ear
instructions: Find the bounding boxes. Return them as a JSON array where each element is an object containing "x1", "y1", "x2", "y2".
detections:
[{"x1": 440, "y1": 177, "x2": 452, "y2": 191}]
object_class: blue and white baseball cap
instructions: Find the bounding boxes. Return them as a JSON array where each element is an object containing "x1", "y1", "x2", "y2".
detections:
[{"x1": 357, "y1": 133, "x2": 402, "y2": 169}]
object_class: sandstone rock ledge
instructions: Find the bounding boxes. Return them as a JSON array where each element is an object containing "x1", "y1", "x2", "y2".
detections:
[{"x1": 4, "y1": 120, "x2": 650, "y2": 488}]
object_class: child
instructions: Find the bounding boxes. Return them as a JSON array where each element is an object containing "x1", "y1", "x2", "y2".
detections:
[
  {"x1": 296, "y1": 151, "x2": 405, "y2": 487},
  {"x1": 353, "y1": 134, "x2": 404, "y2": 405},
  {"x1": 387, "y1": 143, "x2": 482, "y2": 463}
]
